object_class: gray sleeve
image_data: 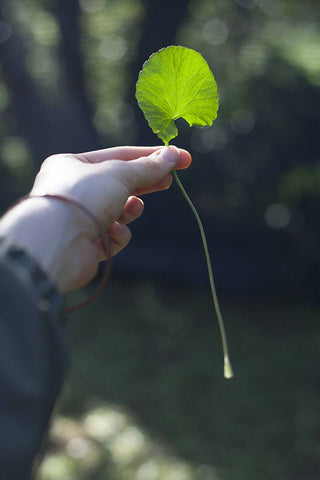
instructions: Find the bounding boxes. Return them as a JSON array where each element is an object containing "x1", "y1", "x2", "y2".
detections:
[{"x1": 0, "y1": 237, "x2": 68, "y2": 480}]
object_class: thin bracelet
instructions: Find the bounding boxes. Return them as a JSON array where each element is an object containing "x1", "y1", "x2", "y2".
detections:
[{"x1": 26, "y1": 194, "x2": 112, "y2": 313}]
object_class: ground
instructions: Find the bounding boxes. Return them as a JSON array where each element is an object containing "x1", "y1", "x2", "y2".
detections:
[{"x1": 38, "y1": 277, "x2": 320, "y2": 480}]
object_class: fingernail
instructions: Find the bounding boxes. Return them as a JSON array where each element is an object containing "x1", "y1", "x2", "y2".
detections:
[{"x1": 159, "y1": 146, "x2": 179, "y2": 165}]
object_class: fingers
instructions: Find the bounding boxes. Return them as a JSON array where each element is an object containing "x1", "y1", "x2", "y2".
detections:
[
  {"x1": 174, "y1": 148, "x2": 192, "y2": 171},
  {"x1": 78, "y1": 145, "x2": 191, "y2": 171},
  {"x1": 118, "y1": 196, "x2": 144, "y2": 224},
  {"x1": 96, "y1": 222, "x2": 132, "y2": 260},
  {"x1": 96, "y1": 196, "x2": 144, "y2": 260},
  {"x1": 79, "y1": 146, "x2": 163, "y2": 163},
  {"x1": 106, "y1": 196, "x2": 144, "y2": 256},
  {"x1": 108, "y1": 221, "x2": 132, "y2": 257},
  {"x1": 76, "y1": 145, "x2": 191, "y2": 197},
  {"x1": 127, "y1": 146, "x2": 193, "y2": 195},
  {"x1": 132, "y1": 174, "x2": 173, "y2": 196},
  {"x1": 124, "y1": 146, "x2": 180, "y2": 193}
]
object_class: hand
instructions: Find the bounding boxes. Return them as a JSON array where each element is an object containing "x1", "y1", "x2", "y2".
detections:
[{"x1": 0, "y1": 146, "x2": 191, "y2": 292}]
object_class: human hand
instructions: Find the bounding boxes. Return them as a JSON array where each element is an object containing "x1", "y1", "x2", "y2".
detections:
[{"x1": 0, "y1": 146, "x2": 191, "y2": 292}]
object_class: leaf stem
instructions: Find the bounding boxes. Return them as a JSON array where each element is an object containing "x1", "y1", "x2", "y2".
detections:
[{"x1": 172, "y1": 168, "x2": 233, "y2": 379}]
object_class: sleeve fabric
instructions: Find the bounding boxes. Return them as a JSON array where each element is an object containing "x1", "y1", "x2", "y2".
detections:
[{"x1": 0, "y1": 236, "x2": 68, "y2": 480}]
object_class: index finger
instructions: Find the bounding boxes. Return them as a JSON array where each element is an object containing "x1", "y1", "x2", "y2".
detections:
[{"x1": 78, "y1": 146, "x2": 191, "y2": 170}]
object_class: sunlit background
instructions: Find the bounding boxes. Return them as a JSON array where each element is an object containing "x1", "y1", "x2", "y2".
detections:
[{"x1": 0, "y1": 0, "x2": 320, "y2": 479}]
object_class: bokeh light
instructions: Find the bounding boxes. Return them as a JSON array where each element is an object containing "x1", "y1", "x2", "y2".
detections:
[
  {"x1": 99, "y1": 34, "x2": 128, "y2": 61},
  {"x1": 0, "y1": 137, "x2": 31, "y2": 171},
  {"x1": 66, "y1": 437, "x2": 90, "y2": 459},
  {"x1": 230, "y1": 109, "x2": 255, "y2": 134},
  {"x1": 25, "y1": 47, "x2": 60, "y2": 84},
  {"x1": 32, "y1": 12, "x2": 60, "y2": 46},
  {"x1": 83, "y1": 406, "x2": 127, "y2": 441},
  {"x1": 259, "y1": 0, "x2": 285, "y2": 16},
  {"x1": 79, "y1": 0, "x2": 106, "y2": 14},
  {"x1": 239, "y1": 43, "x2": 268, "y2": 75},
  {"x1": 265, "y1": 203, "x2": 291, "y2": 229},
  {"x1": 136, "y1": 461, "x2": 160, "y2": 480},
  {"x1": 202, "y1": 19, "x2": 229, "y2": 46},
  {"x1": 110, "y1": 426, "x2": 146, "y2": 463},
  {"x1": 191, "y1": 125, "x2": 228, "y2": 153}
]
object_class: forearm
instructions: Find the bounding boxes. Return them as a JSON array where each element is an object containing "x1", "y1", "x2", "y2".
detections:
[{"x1": 0, "y1": 237, "x2": 67, "y2": 479}]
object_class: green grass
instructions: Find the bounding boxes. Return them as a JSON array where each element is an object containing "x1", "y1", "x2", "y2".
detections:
[{"x1": 38, "y1": 278, "x2": 320, "y2": 480}]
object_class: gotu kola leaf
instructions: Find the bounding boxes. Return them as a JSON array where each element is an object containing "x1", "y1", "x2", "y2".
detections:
[
  {"x1": 135, "y1": 46, "x2": 233, "y2": 379},
  {"x1": 136, "y1": 45, "x2": 219, "y2": 144}
]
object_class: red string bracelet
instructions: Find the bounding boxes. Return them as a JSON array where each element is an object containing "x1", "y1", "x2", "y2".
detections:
[{"x1": 26, "y1": 194, "x2": 112, "y2": 313}]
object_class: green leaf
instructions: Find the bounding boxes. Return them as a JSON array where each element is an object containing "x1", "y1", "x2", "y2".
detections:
[
  {"x1": 135, "y1": 46, "x2": 233, "y2": 379},
  {"x1": 135, "y1": 45, "x2": 219, "y2": 144}
]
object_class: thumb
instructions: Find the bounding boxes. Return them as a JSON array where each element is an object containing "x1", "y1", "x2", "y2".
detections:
[{"x1": 127, "y1": 146, "x2": 180, "y2": 190}]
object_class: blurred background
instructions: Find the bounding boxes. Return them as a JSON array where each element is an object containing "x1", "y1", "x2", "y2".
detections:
[{"x1": 0, "y1": 0, "x2": 320, "y2": 479}]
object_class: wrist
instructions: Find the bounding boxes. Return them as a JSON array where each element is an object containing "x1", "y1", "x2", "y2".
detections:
[{"x1": 0, "y1": 197, "x2": 85, "y2": 293}]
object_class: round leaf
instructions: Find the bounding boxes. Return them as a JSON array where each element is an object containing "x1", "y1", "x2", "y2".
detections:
[{"x1": 135, "y1": 45, "x2": 219, "y2": 144}]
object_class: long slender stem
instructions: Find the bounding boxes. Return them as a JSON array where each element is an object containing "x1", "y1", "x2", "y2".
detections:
[{"x1": 172, "y1": 169, "x2": 233, "y2": 379}]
